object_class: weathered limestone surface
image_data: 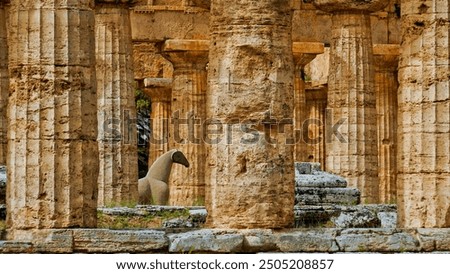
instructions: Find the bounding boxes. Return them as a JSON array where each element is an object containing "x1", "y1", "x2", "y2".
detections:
[
  {"x1": 313, "y1": 0, "x2": 390, "y2": 203},
  {"x1": 0, "y1": 1, "x2": 7, "y2": 166},
  {"x1": 397, "y1": 0, "x2": 450, "y2": 228},
  {"x1": 73, "y1": 229, "x2": 168, "y2": 253},
  {"x1": 373, "y1": 44, "x2": 399, "y2": 204},
  {"x1": 207, "y1": 0, "x2": 295, "y2": 228},
  {"x1": 143, "y1": 78, "x2": 172, "y2": 165},
  {"x1": 305, "y1": 87, "x2": 327, "y2": 167},
  {"x1": 292, "y1": 42, "x2": 324, "y2": 163},
  {"x1": 295, "y1": 204, "x2": 397, "y2": 228},
  {"x1": 162, "y1": 39, "x2": 209, "y2": 206},
  {"x1": 7, "y1": 0, "x2": 98, "y2": 229},
  {"x1": 96, "y1": 1, "x2": 138, "y2": 207},
  {"x1": 133, "y1": 42, "x2": 173, "y2": 80},
  {"x1": 2, "y1": 228, "x2": 450, "y2": 253}
]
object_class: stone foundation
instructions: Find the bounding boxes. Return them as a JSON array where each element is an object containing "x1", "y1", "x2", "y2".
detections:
[{"x1": 1, "y1": 227, "x2": 450, "y2": 253}]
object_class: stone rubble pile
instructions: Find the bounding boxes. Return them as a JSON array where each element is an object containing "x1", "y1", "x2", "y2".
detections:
[{"x1": 294, "y1": 162, "x2": 397, "y2": 228}]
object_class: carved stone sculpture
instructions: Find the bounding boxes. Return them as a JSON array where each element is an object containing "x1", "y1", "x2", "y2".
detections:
[{"x1": 138, "y1": 149, "x2": 189, "y2": 205}]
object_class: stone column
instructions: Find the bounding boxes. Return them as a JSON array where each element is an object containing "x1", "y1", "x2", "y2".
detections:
[
  {"x1": 7, "y1": 0, "x2": 98, "y2": 229},
  {"x1": 398, "y1": 0, "x2": 450, "y2": 227},
  {"x1": 162, "y1": 39, "x2": 208, "y2": 206},
  {"x1": 143, "y1": 78, "x2": 172, "y2": 165},
  {"x1": 305, "y1": 87, "x2": 328, "y2": 168},
  {"x1": 95, "y1": 0, "x2": 138, "y2": 207},
  {"x1": 207, "y1": 0, "x2": 295, "y2": 228},
  {"x1": 373, "y1": 44, "x2": 399, "y2": 204},
  {"x1": 292, "y1": 42, "x2": 324, "y2": 163},
  {"x1": 0, "y1": 0, "x2": 8, "y2": 166},
  {"x1": 313, "y1": 0, "x2": 389, "y2": 203}
]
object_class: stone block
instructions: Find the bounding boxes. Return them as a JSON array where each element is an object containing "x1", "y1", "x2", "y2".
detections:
[
  {"x1": 378, "y1": 212, "x2": 397, "y2": 229},
  {"x1": 417, "y1": 228, "x2": 450, "y2": 252},
  {"x1": 295, "y1": 188, "x2": 360, "y2": 205},
  {"x1": 295, "y1": 162, "x2": 321, "y2": 175},
  {"x1": 336, "y1": 228, "x2": 420, "y2": 252},
  {"x1": 7, "y1": 229, "x2": 73, "y2": 253},
  {"x1": 295, "y1": 174, "x2": 348, "y2": 188},
  {"x1": 168, "y1": 230, "x2": 244, "y2": 253},
  {"x1": 332, "y1": 208, "x2": 381, "y2": 228},
  {"x1": 0, "y1": 241, "x2": 33, "y2": 253},
  {"x1": 275, "y1": 229, "x2": 339, "y2": 252},
  {"x1": 241, "y1": 229, "x2": 278, "y2": 252},
  {"x1": 73, "y1": 229, "x2": 168, "y2": 253}
]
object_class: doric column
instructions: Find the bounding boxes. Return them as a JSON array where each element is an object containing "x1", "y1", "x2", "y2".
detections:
[
  {"x1": 162, "y1": 39, "x2": 208, "y2": 206},
  {"x1": 373, "y1": 44, "x2": 399, "y2": 204},
  {"x1": 292, "y1": 42, "x2": 324, "y2": 163},
  {"x1": 398, "y1": 0, "x2": 450, "y2": 227},
  {"x1": 305, "y1": 87, "x2": 328, "y2": 168},
  {"x1": 313, "y1": 0, "x2": 389, "y2": 203},
  {"x1": 0, "y1": 1, "x2": 8, "y2": 165},
  {"x1": 95, "y1": 0, "x2": 138, "y2": 207},
  {"x1": 143, "y1": 78, "x2": 172, "y2": 166},
  {"x1": 7, "y1": 0, "x2": 98, "y2": 229},
  {"x1": 207, "y1": 0, "x2": 295, "y2": 228}
]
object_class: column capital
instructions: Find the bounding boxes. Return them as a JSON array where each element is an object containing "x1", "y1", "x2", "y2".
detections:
[
  {"x1": 373, "y1": 44, "x2": 400, "y2": 72},
  {"x1": 143, "y1": 78, "x2": 172, "y2": 102},
  {"x1": 313, "y1": 0, "x2": 389, "y2": 13},
  {"x1": 161, "y1": 39, "x2": 209, "y2": 70},
  {"x1": 292, "y1": 42, "x2": 324, "y2": 69}
]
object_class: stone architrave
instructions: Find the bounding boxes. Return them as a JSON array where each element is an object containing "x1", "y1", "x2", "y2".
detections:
[
  {"x1": 397, "y1": 0, "x2": 450, "y2": 228},
  {"x1": 162, "y1": 39, "x2": 209, "y2": 206},
  {"x1": 292, "y1": 42, "x2": 324, "y2": 163},
  {"x1": 313, "y1": 0, "x2": 390, "y2": 203},
  {"x1": 143, "y1": 78, "x2": 172, "y2": 165},
  {"x1": 95, "y1": 0, "x2": 138, "y2": 207},
  {"x1": 0, "y1": 0, "x2": 8, "y2": 165},
  {"x1": 7, "y1": 0, "x2": 99, "y2": 229},
  {"x1": 207, "y1": 0, "x2": 295, "y2": 228},
  {"x1": 373, "y1": 44, "x2": 399, "y2": 204}
]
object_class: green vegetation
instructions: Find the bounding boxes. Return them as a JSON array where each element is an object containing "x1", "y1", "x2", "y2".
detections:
[
  {"x1": 192, "y1": 196, "x2": 205, "y2": 207},
  {"x1": 103, "y1": 200, "x2": 138, "y2": 208},
  {"x1": 135, "y1": 88, "x2": 151, "y2": 112},
  {"x1": 0, "y1": 220, "x2": 5, "y2": 230},
  {"x1": 97, "y1": 209, "x2": 190, "y2": 229}
]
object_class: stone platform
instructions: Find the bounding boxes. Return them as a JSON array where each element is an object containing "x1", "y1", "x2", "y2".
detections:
[{"x1": 1, "y1": 227, "x2": 450, "y2": 253}]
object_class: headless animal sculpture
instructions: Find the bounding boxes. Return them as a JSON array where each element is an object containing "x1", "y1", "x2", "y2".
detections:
[{"x1": 138, "y1": 149, "x2": 189, "y2": 205}]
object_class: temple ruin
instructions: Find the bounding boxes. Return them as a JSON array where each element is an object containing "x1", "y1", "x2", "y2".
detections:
[{"x1": 0, "y1": 0, "x2": 450, "y2": 253}]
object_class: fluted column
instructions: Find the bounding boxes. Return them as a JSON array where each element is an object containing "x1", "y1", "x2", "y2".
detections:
[
  {"x1": 95, "y1": 0, "x2": 138, "y2": 207},
  {"x1": 7, "y1": 0, "x2": 98, "y2": 229},
  {"x1": 143, "y1": 78, "x2": 172, "y2": 165},
  {"x1": 207, "y1": 0, "x2": 295, "y2": 228},
  {"x1": 162, "y1": 39, "x2": 208, "y2": 206},
  {"x1": 313, "y1": 0, "x2": 389, "y2": 203},
  {"x1": 292, "y1": 42, "x2": 324, "y2": 163},
  {"x1": 305, "y1": 87, "x2": 328, "y2": 168},
  {"x1": 398, "y1": 0, "x2": 450, "y2": 227},
  {"x1": 373, "y1": 44, "x2": 399, "y2": 204},
  {"x1": 0, "y1": 1, "x2": 8, "y2": 165}
]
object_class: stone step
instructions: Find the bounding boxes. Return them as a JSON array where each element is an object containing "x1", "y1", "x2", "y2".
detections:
[
  {"x1": 295, "y1": 162, "x2": 348, "y2": 188},
  {"x1": 294, "y1": 204, "x2": 397, "y2": 228},
  {"x1": 295, "y1": 187, "x2": 360, "y2": 206}
]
